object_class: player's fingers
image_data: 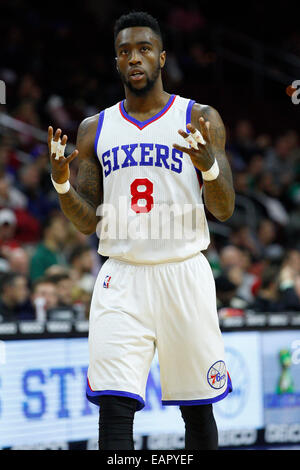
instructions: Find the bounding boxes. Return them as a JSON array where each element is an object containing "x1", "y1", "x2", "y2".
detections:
[
  {"x1": 51, "y1": 131, "x2": 69, "y2": 161},
  {"x1": 173, "y1": 143, "x2": 194, "y2": 156},
  {"x1": 50, "y1": 128, "x2": 63, "y2": 159},
  {"x1": 178, "y1": 129, "x2": 199, "y2": 150},
  {"x1": 66, "y1": 149, "x2": 79, "y2": 164},
  {"x1": 54, "y1": 128, "x2": 62, "y2": 142},
  {"x1": 48, "y1": 126, "x2": 53, "y2": 148},
  {"x1": 187, "y1": 124, "x2": 206, "y2": 146},
  {"x1": 206, "y1": 122, "x2": 211, "y2": 143},
  {"x1": 61, "y1": 134, "x2": 68, "y2": 146},
  {"x1": 199, "y1": 117, "x2": 210, "y2": 143},
  {"x1": 178, "y1": 129, "x2": 190, "y2": 139},
  {"x1": 186, "y1": 123, "x2": 197, "y2": 134}
]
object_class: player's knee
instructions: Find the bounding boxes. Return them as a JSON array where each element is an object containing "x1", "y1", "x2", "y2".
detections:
[
  {"x1": 180, "y1": 403, "x2": 214, "y2": 428},
  {"x1": 98, "y1": 395, "x2": 137, "y2": 450},
  {"x1": 99, "y1": 395, "x2": 137, "y2": 419}
]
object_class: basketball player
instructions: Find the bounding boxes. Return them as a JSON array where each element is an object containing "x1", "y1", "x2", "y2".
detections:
[{"x1": 47, "y1": 11, "x2": 235, "y2": 450}]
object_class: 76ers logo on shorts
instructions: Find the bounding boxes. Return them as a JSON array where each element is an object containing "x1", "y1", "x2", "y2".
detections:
[
  {"x1": 207, "y1": 361, "x2": 227, "y2": 389},
  {"x1": 103, "y1": 275, "x2": 111, "y2": 288}
]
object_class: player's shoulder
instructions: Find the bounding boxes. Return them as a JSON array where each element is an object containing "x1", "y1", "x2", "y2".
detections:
[
  {"x1": 76, "y1": 100, "x2": 120, "y2": 144},
  {"x1": 190, "y1": 102, "x2": 224, "y2": 127},
  {"x1": 77, "y1": 113, "x2": 100, "y2": 143},
  {"x1": 79, "y1": 113, "x2": 100, "y2": 131}
]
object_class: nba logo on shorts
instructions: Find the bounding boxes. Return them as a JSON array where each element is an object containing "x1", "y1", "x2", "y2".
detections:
[
  {"x1": 103, "y1": 275, "x2": 111, "y2": 288},
  {"x1": 207, "y1": 360, "x2": 227, "y2": 389}
]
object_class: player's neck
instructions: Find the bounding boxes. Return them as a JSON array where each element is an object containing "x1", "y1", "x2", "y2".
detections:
[{"x1": 124, "y1": 83, "x2": 170, "y2": 117}]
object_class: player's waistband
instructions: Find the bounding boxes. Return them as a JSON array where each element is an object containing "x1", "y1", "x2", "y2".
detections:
[{"x1": 108, "y1": 251, "x2": 203, "y2": 269}]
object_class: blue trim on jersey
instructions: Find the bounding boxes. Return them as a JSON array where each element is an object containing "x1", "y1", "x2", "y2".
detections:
[
  {"x1": 186, "y1": 99, "x2": 196, "y2": 132},
  {"x1": 162, "y1": 374, "x2": 232, "y2": 407},
  {"x1": 186, "y1": 98, "x2": 203, "y2": 188},
  {"x1": 94, "y1": 110, "x2": 105, "y2": 157},
  {"x1": 120, "y1": 94, "x2": 176, "y2": 129},
  {"x1": 86, "y1": 381, "x2": 145, "y2": 410}
]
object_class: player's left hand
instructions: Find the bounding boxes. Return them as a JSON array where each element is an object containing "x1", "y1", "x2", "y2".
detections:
[{"x1": 173, "y1": 117, "x2": 215, "y2": 172}]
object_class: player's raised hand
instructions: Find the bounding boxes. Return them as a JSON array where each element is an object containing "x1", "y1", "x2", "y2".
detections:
[
  {"x1": 48, "y1": 126, "x2": 79, "y2": 183},
  {"x1": 173, "y1": 117, "x2": 215, "y2": 173}
]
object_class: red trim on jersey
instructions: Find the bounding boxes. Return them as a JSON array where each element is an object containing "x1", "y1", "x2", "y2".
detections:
[
  {"x1": 119, "y1": 94, "x2": 177, "y2": 130},
  {"x1": 87, "y1": 377, "x2": 94, "y2": 391}
]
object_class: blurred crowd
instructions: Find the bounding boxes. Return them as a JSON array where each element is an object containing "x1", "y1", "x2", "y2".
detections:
[
  {"x1": 1, "y1": 1, "x2": 300, "y2": 323},
  {"x1": 206, "y1": 117, "x2": 300, "y2": 315}
]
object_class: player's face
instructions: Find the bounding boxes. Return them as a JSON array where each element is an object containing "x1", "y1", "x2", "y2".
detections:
[{"x1": 115, "y1": 26, "x2": 166, "y2": 96}]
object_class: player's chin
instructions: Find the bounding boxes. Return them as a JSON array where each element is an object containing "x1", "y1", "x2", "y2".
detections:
[
  {"x1": 128, "y1": 83, "x2": 150, "y2": 97},
  {"x1": 128, "y1": 76, "x2": 146, "y2": 88}
]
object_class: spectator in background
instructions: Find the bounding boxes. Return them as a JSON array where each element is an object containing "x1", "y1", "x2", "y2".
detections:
[
  {"x1": 249, "y1": 265, "x2": 282, "y2": 312},
  {"x1": 31, "y1": 276, "x2": 58, "y2": 321},
  {"x1": 219, "y1": 245, "x2": 258, "y2": 305},
  {"x1": 230, "y1": 119, "x2": 259, "y2": 165},
  {"x1": 277, "y1": 249, "x2": 300, "y2": 311},
  {"x1": 0, "y1": 174, "x2": 27, "y2": 210},
  {"x1": 45, "y1": 272, "x2": 84, "y2": 320},
  {"x1": 279, "y1": 273, "x2": 300, "y2": 311},
  {"x1": 47, "y1": 272, "x2": 74, "y2": 308},
  {"x1": 0, "y1": 135, "x2": 22, "y2": 179},
  {"x1": 279, "y1": 249, "x2": 300, "y2": 289},
  {"x1": 29, "y1": 214, "x2": 68, "y2": 281},
  {"x1": 0, "y1": 206, "x2": 39, "y2": 255},
  {"x1": 250, "y1": 172, "x2": 290, "y2": 227},
  {"x1": 0, "y1": 208, "x2": 19, "y2": 252},
  {"x1": 69, "y1": 244, "x2": 95, "y2": 284},
  {"x1": 215, "y1": 274, "x2": 247, "y2": 311},
  {"x1": 44, "y1": 264, "x2": 70, "y2": 277},
  {"x1": 264, "y1": 134, "x2": 295, "y2": 190},
  {"x1": 17, "y1": 163, "x2": 56, "y2": 222},
  {"x1": 6, "y1": 247, "x2": 30, "y2": 276},
  {"x1": 229, "y1": 224, "x2": 259, "y2": 260},
  {"x1": 0, "y1": 272, "x2": 34, "y2": 321},
  {"x1": 258, "y1": 219, "x2": 285, "y2": 258}
]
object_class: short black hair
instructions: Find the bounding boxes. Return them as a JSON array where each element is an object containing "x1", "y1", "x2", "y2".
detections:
[
  {"x1": 114, "y1": 11, "x2": 163, "y2": 48},
  {"x1": 46, "y1": 273, "x2": 71, "y2": 284},
  {"x1": 69, "y1": 244, "x2": 92, "y2": 264},
  {"x1": 0, "y1": 272, "x2": 24, "y2": 293}
]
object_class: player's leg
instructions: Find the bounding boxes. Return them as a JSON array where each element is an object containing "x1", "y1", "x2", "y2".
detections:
[
  {"x1": 98, "y1": 395, "x2": 138, "y2": 450},
  {"x1": 155, "y1": 252, "x2": 232, "y2": 450},
  {"x1": 86, "y1": 258, "x2": 156, "y2": 450},
  {"x1": 180, "y1": 404, "x2": 218, "y2": 450}
]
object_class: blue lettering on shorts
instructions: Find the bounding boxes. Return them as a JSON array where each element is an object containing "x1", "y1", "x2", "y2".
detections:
[{"x1": 207, "y1": 360, "x2": 227, "y2": 389}]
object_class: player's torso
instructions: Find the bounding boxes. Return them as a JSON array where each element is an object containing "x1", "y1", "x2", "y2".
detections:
[{"x1": 95, "y1": 94, "x2": 210, "y2": 264}]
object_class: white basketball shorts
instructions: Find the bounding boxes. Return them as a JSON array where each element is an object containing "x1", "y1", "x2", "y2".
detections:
[{"x1": 86, "y1": 252, "x2": 232, "y2": 410}]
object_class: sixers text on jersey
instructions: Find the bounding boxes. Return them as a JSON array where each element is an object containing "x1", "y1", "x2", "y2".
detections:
[{"x1": 101, "y1": 143, "x2": 184, "y2": 177}]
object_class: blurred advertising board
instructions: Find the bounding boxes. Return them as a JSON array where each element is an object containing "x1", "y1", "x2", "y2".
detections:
[{"x1": 0, "y1": 327, "x2": 299, "y2": 449}]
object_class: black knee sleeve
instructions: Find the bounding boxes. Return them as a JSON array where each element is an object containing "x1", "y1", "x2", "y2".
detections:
[
  {"x1": 180, "y1": 404, "x2": 218, "y2": 450},
  {"x1": 98, "y1": 395, "x2": 137, "y2": 450}
]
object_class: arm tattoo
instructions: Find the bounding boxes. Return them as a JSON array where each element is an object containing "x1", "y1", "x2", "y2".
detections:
[
  {"x1": 194, "y1": 105, "x2": 235, "y2": 221},
  {"x1": 57, "y1": 117, "x2": 103, "y2": 235}
]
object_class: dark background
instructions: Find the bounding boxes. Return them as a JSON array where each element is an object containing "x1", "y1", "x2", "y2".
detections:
[
  {"x1": 1, "y1": 0, "x2": 300, "y2": 137},
  {"x1": 1, "y1": 0, "x2": 300, "y2": 321}
]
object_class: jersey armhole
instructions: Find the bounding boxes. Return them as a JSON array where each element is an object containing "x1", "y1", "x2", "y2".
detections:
[
  {"x1": 185, "y1": 99, "x2": 195, "y2": 133},
  {"x1": 186, "y1": 99, "x2": 203, "y2": 190},
  {"x1": 94, "y1": 110, "x2": 105, "y2": 158}
]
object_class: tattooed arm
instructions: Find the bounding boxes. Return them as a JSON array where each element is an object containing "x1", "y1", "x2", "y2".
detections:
[
  {"x1": 192, "y1": 104, "x2": 235, "y2": 221},
  {"x1": 48, "y1": 115, "x2": 103, "y2": 235},
  {"x1": 174, "y1": 104, "x2": 235, "y2": 222}
]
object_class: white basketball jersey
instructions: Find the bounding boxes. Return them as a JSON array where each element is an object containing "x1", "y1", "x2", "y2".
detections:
[{"x1": 94, "y1": 94, "x2": 210, "y2": 264}]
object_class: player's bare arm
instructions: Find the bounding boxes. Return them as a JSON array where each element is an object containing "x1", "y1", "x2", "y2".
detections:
[
  {"x1": 173, "y1": 104, "x2": 235, "y2": 222},
  {"x1": 48, "y1": 115, "x2": 103, "y2": 235}
]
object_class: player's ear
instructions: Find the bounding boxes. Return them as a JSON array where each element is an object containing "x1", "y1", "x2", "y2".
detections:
[{"x1": 160, "y1": 50, "x2": 166, "y2": 69}]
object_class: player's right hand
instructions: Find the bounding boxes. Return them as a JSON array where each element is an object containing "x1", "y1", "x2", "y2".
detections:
[{"x1": 48, "y1": 126, "x2": 79, "y2": 183}]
